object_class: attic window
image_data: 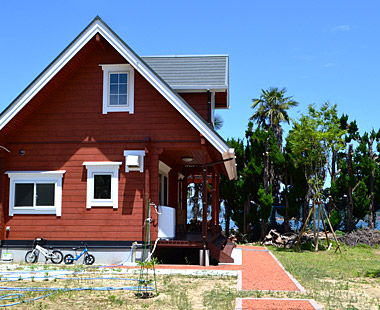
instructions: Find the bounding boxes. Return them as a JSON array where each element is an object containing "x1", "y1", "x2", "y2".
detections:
[
  {"x1": 101, "y1": 64, "x2": 134, "y2": 114},
  {"x1": 124, "y1": 150, "x2": 145, "y2": 172}
]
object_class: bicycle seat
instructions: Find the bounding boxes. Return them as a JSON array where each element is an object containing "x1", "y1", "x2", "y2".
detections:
[{"x1": 72, "y1": 247, "x2": 78, "y2": 251}]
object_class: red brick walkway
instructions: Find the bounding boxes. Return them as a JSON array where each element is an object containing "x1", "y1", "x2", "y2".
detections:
[
  {"x1": 237, "y1": 245, "x2": 302, "y2": 291},
  {"x1": 118, "y1": 245, "x2": 322, "y2": 309},
  {"x1": 236, "y1": 298, "x2": 321, "y2": 310}
]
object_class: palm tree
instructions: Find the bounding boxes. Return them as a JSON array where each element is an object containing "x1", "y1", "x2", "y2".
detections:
[
  {"x1": 214, "y1": 114, "x2": 224, "y2": 130},
  {"x1": 250, "y1": 87, "x2": 298, "y2": 149}
]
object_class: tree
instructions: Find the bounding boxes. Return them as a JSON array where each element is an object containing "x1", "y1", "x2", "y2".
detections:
[
  {"x1": 281, "y1": 142, "x2": 307, "y2": 232},
  {"x1": 245, "y1": 123, "x2": 284, "y2": 239},
  {"x1": 250, "y1": 87, "x2": 298, "y2": 218},
  {"x1": 214, "y1": 114, "x2": 224, "y2": 130},
  {"x1": 250, "y1": 87, "x2": 298, "y2": 149},
  {"x1": 220, "y1": 138, "x2": 245, "y2": 236},
  {"x1": 338, "y1": 116, "x2": 380, "y2": 230},
  {"x1": 287, "y1": 103, "x2": 346, "y2": 225}
]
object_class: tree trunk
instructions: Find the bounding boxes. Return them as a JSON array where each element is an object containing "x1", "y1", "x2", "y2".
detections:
[
  {"x1": 368, "y1": 138, "x2": 375, "y2": 229},
  {"x1": 271, "y1": 124, "x2": 283, "y2": 152},
  {"x1": 263, "y1": 139, "x2": 269, "y2": 191},
  {"x1": 261, "y1": 218, "x2": 268, "y2": 240},
  {"x1": 303, "y1": 185, "x2": 312, "y2": 224},
  {"x1": 346, "y1": 144, "x2": 354, "y2": 232},
  {"x1": 225, "y1": 201, "x2": 230, "y2": 237},
  {"x1": 369, "y1": 168, "x2": 375, "y2": 229},
  {"x1": 243, "y1": 196, "x2": 250, "y2": 235},
  {"x1": 283, "y1": 166, "x2": 290, "y2": 233},
  {"x1": 328, "y1": 149, "x2": 338, "y2": 215}
]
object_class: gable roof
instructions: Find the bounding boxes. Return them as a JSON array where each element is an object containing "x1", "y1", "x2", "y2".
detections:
[{"x1": 0, "y1": 17, "x2": 237, "y2": 180}]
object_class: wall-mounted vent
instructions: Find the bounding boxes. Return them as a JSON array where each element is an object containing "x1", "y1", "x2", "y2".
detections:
[{"x1": 124, "y1": 150, "x2": 145, "y2": 172}]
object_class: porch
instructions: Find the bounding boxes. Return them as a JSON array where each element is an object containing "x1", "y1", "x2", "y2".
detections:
[{"x1": 141, "y1": 137, "x2": 236, "y2": 265}]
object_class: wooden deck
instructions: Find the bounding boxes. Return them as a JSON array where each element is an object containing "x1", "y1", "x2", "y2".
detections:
[
  {"x1": 156, "y1": 232, "x2": 235, "y2": 264},
  {"x1": 156, "y1": 232, "x2": 213, "y2": 248}
]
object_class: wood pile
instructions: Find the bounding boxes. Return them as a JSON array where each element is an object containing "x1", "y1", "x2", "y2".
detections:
[
  {"x1": 261, "y1": 229, "x2": 298, "y2": 248},
  {"x1": 262, "y1": 229, "x2": 335, "y2": 248},
  {"x1": 338, "y1": 228, "x2": 380, "y2": 247}
]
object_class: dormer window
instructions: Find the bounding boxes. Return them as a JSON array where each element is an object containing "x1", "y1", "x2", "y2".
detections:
[{"x1": 101, "y1": 64, "x2": 134, "y2": 114}]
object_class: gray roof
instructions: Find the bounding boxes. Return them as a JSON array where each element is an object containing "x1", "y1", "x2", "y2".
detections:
[{"x1": 141, "y1": 55, "x2": 228, "y2": 91}]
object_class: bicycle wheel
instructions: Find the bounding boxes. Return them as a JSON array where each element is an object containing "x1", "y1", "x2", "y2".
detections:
[
  {"x1": 64, "y1": 254, "x2": 74, "y2": 264},
  {"x1": 25, "y1": 250, "x2": 37, "y2": 263},
  {"x1": 84, "y1": 254, "x2": 95, "y2": 265},
  {"x1": 51, "y1": 250, "x2": 63, "y2": 264}
]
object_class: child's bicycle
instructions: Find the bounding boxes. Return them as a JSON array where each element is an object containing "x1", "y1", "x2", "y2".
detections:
[
  {"x1": 25, "y1": 238, "x2": 63, "y2": 264},
  {"x1": 64, "y1": 244, "x2": 95, "y2": 265}
]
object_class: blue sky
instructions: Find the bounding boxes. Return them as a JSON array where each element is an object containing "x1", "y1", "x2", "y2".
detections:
[{"x1": 0, "y1": 1, "x2": 379, "y2": 142}]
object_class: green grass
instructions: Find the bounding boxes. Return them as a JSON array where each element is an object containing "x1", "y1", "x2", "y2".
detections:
[
  {"x1": 273, "y1": 244, "x2": 380, "y2": 279},
  {"x1": 271, "y1": 244, "x2": 380, "y2": 309}
]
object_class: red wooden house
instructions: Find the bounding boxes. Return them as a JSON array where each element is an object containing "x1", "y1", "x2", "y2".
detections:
[{"x1": 0, "y1": 17, "x2": 237, "y2": 264}]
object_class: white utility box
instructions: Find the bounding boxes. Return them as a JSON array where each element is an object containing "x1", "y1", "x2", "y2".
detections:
[{"x1": 158, "y1": 206, "x2": 176, "y2": 240}]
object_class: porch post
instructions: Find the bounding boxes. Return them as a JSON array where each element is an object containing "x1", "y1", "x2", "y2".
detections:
[
  {"x1": 168, "y1": 167, "x2": 178, "y2": 208},
  {"x1": 215, "y1": 172, "x2": 220, "y2": 232},
  {"x1": 211, "y1": 170, "x2": 217, "y2": 234},
  {"x1": 182, "y1": 174, "x2": 188, "y2": 215},
  {"x1": 202, "y1": 164, "x2": 207, "y2": 266}
]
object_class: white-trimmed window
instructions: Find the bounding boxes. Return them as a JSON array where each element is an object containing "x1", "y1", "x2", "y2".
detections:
[
  {"x1": 83, "y1": 162, "x2": 122, "y2": 209},
  {"x1": 101, "y1": 64, "x2": 135, "y2": 114},
  {"x1": 6, "y1": 171, "x2": 66, "y2": 216}
]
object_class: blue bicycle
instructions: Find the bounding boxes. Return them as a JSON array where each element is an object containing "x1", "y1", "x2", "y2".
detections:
[{"x1": 63, "y1": 244, "x2": 95, "y2": 265}]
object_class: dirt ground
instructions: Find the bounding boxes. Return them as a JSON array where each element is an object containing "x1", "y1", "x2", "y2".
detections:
[{"x1": 0, "y1": 272, "x2": 237, "y2": 309}]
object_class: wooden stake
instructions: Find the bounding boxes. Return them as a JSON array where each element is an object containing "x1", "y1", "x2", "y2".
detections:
[
  {"x1": 318, "y1": 202, "x2": 330, "y2": 248},
  {"x1": 294, "y1": 205, "x2": 314, "y2": 251},
  {"x1": 313, "y1": 201, "x2": 318, "y2": 251},
  {"x1": 322, "y1": 207, "x2": 342, "y2": 254}
]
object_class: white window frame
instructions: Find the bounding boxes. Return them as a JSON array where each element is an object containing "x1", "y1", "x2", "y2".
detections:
[
  {"x1": 101, "y1": 64, "x2": 135, "y2": 114},
  {"x1": 124, "y1": 150, "x2": 146, "y2": 172},
  {"x1": 83, "y1": 162, "x2": 122, "y2": 209},
  {"x1": 6, "y1": 171, "x2": 66, "y2": 216}
]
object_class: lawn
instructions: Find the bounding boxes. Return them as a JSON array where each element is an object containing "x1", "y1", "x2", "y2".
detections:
[
  {"x1": 0, "y1": 245, "x2": 379, "y2": 309},
  {"x1": 271, "y1": 244, "x2": 380, "y2": 310}
]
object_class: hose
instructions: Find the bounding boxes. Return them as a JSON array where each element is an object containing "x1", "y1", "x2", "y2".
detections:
[
  {"x1": 97, "y1": 242, "x2": 141, "y2": 268},
  {"x1": 0, "y1": 237, "x2": 153, "y2": 306},
  {"x1": 0, "y1": 269, "x2": 154, "y2": 307},
  {"x1": 144, "y1": 238, "x2": 160, "y2": 262}
]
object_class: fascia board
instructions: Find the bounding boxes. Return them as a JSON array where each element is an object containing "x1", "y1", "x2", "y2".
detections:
[
  {"x1": 0, "y1": 18, "x2": 231, "y2": 156},
  {"x1": 172, "y1": 87, "x2": 228, "y2": 91},
  {"x1": 226, "y1": 56, "x2": 230, "y2": 109},
  {"x1": 0, "y1": 21, "x2": 102, "y2": 131},
  {"x1": 222, "y1": 148, "x2": 237, "y2": 180}
]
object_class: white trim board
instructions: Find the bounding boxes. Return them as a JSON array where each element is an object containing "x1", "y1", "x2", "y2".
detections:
[{"x1": 0, "y1": 17, "x2": 236, "y2": 180}]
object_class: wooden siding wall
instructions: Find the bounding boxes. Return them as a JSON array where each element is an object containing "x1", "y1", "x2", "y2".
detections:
[
  {"x1": 179, "y1": 93, "x2": 209, "y2": 122},
  {"x1": 0, "y1": 36, "x2": 204, "y2": 242}
]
